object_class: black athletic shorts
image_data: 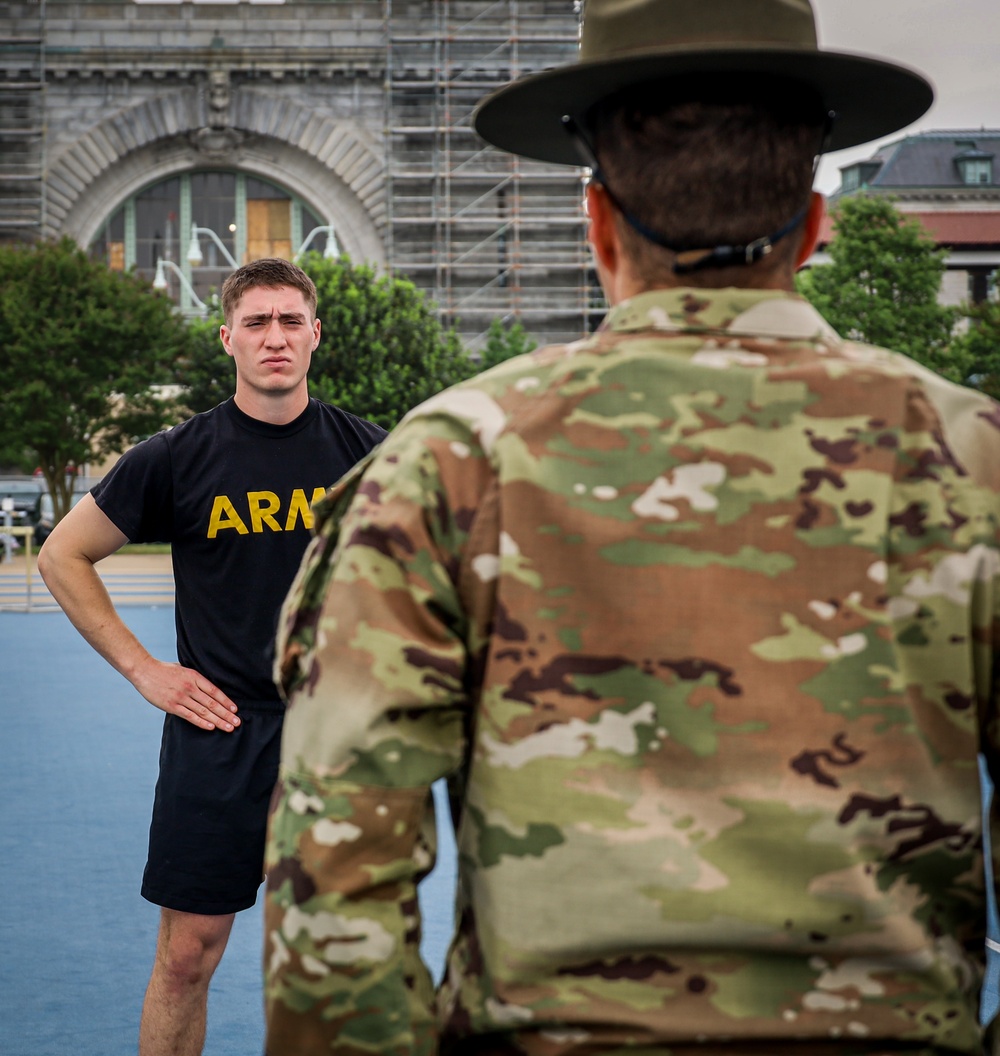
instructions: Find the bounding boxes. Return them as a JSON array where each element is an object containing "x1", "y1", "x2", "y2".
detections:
[{"x1": 141, "y1": 707, "x2": 284, "y2": 915}]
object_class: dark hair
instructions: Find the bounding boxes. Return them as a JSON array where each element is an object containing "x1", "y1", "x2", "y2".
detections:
[
  {"x1": 220, "y1": 258, "x2": 318, "y2": 324},
  {"x1": 588, "y1": 75, "x2": 826, "y2": 282}
]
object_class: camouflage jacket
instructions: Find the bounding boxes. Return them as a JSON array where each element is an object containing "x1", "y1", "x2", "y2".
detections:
[{"x1": 265, "y1": 288, "x2": 1000, "y2": 1056}]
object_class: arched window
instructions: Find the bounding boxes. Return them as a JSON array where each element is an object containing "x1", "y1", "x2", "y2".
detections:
[{"x1": 89, "y1": 171, "x2": 335, "y2": 312}]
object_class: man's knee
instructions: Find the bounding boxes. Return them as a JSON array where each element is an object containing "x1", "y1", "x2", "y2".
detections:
[{"x1": 154, "y1": 910, "x2": 234, "y2": 989}]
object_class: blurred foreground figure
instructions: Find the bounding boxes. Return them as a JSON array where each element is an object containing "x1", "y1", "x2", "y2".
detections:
[{"x1": 264, "y1": 2, "x2": 1000, "y2": 1054}]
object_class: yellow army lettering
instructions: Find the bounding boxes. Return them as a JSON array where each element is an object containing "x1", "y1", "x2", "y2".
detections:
[{"x1": 206, "y1": 487, "x2": 327, "y2": 539}]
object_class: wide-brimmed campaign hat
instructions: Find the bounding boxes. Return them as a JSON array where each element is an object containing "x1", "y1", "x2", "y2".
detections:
[{"x1": 473, "y1": 0, "x2": 933, "y2": 164}]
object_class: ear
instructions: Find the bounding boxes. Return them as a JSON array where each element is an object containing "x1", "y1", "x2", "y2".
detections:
[
  {"x1": 795, "y1": 191, "x2": 826, "y2": 270},
  {"x1": 219, "y1": 323, "x2": 235, "y2": 359},
  {"x1": 312, "y1": 317, "x2": 321, "y2": 350},
  {"x1": 586, "y1": 181, "x2": 620, "y2": 277}
]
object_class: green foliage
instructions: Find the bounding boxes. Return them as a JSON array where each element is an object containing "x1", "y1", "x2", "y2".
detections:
[
  {"x1": 952, "y1": 299, "x2": 1000, "y2": 400},
  {"x1": 0, "y1": 238, "x2": 189, "y2": 520},
  {"x1": 303, "y1": 255, "x2": 476, "y2": 429},
  {"x1": 477, "y1": 317, "x2": 537, "y2": 372},
  {"x1": 173, "y1": 311, "x2": 231, "y2": 415},
  {"x1": 796, "y1": 196, "x2": 963, "y2": 382}
]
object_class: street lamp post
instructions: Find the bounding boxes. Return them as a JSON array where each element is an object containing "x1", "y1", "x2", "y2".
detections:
[
  {"x1": 294, "y1": 224, "x2": 340, "y2": 261},
  {"x1": 153, "y1": 258, "x2": 208, "y2": 313},
  {"x1": 187, "y1": 221, "x2": 339, "y2": 268},
  {"x1": 187, "y1": 223, "x2": 240, "y2": 269},
  {"x1": 170, "y1": 219, "x2": 340, "y2": 305}
]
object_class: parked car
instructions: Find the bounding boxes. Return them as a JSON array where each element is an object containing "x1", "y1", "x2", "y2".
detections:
[
  {"x1": 33, "y1": 491, "x2": 88, "y2": 546},
  {"x1": 0, "y1": 478, "x2": 44, "y2": 526}
]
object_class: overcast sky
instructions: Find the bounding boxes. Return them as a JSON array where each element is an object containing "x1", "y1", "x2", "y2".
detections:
[{"x1": 811, "y1": 0, "x2": 1000, "y2": 192}]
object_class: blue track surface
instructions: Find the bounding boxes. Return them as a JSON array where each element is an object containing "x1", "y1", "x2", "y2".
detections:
[{"x1": 0, "y1": 607, "x2": 456, "y2": 1056}]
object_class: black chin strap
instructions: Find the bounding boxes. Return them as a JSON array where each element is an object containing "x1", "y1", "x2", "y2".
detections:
[{"x1": 563, "y1": 112, "x2": 834, "y2": 275}]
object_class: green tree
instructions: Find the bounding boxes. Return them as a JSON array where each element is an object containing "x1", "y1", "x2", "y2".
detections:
[
  {"x1": 796, "y1": 196, "x2": 963, "y2": 382},
  {"x1": 0, "y1": 239, "x2": 189, "y2": 520},
  {"x1": 174, "y1": 311, "x2": 231, "y2": 415},
  {"x1": 304, "y1": 255, "x2": 475, "y2": 429},
  {"x1": 952, "y1": 298, "x2": 1000, "y2": 400},
  {"x1": 477, "y1": 317, "x2": 537, "y2": 372}
]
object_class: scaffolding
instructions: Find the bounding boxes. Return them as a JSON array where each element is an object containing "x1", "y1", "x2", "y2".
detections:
[
  {"x1": 0, "y1": 0, "x2": 45, "y2": 238},
  {"x1": 385, "y1": 0, "x2": 594, "y2": 350}
]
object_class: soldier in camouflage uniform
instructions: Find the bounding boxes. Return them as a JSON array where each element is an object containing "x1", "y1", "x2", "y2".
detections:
[{"x1": 264, "y1": 2, "x2": 1000, "y2": 1054}]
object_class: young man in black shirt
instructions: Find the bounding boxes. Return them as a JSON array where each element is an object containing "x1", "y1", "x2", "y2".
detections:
[{"x1": 40, "y1": 257, "x2": 385, "y2": 1056}]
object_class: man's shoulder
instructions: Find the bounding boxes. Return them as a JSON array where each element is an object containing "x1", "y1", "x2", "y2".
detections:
[
  {"x1": 312, "y1": 399, "x2": 388, "y2": 444},
  {"x1": 828, "y1": 336, "x2": 1000, "y2": 486},
  {"x1": 377, "y1": 340, "x2": 599, "y2": 460},
  {"x1": 154, "y1": 400, "x2": 229, "y2": 445},
  {"x1": 835, "y1": 334, "x2": 997, "y2": 418},
  {"x1": 99, "y1": 404, "x2": 232, "y2": 487},
  {"x1": 312, "y1": 399, "x2": 383, "y2": 430}
]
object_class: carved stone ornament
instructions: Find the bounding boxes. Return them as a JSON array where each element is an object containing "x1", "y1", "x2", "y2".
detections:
[
  {"x1": 189, "y1": 68, "x2": 243, "y2": 157},
  {"x1": 207, "y1": 69, "x2": 232, "y2": 128},
  {"x1": 189, "y1": 126, "x2": 246, "y2": 158}
]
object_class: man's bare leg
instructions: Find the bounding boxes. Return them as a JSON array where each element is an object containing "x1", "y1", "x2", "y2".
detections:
[{"x1": 139, "y1": 908, "x2": 236, "y2": 1056}]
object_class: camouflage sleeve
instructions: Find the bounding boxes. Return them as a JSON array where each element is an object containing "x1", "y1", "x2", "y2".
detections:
[
  {"x1": 916, "y1": 372, "x2": 1000, "y2": 971},
  {"x1": 264, "y1": 406, "x2": 496, "y2": 1056}
]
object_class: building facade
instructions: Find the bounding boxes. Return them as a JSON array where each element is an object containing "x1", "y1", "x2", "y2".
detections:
[
  {"x1": 1, "y1": 0, "x2": 595, "y2": 349},
  {"x1": 816, "y1": 130, "x2": 1000, "y2": 306}
]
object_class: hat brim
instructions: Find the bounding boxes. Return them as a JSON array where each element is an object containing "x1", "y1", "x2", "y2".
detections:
[{"x1": 472, "y1": 46, "x2": 934, "y2": 164}]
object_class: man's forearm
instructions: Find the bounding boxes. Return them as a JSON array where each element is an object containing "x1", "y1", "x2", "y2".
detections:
[
  {"x1": 38, "y1": 492, "x2": 241, "y2": 731},
  {"x1": 39, "y1": 546, "x2": 152, "y2": 682},
  {"x1": 39, "y1": 527, "x2": 240, "y2": 731}
]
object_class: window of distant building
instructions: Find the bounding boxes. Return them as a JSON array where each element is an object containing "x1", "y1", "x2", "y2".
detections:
[
  {"x1": 839, "y1": 161, "x2": 882, "y2": 194},
  {"x1": 90, "y1": 171, "x2": 333, "y2": 313},
  {"x1": 954, "y1": 144, "x2": 994, "y2": 185},
  {"x1": 957, "y1": 157, "x2": 993, "y2": 185}
]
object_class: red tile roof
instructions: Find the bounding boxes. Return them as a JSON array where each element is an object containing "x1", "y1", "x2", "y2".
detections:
[{"x1": 818, "y1": 210, "x2": 1000, "y2": 247}]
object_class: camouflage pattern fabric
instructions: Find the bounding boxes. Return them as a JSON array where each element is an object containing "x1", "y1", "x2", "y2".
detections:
[{"x1": 265, "y1": 288, "x2": 1000, "y2": 1056}]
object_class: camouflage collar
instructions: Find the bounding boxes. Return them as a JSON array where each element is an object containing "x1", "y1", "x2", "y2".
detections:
[{"x1": 605, "y1": 287, "x2": 841, "y2": 344}]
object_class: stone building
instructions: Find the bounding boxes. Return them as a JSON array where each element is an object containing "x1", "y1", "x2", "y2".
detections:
[
  {"x1": 0, "y1": 0, "x2": 595, "y2": 349},
  {"x1": 814, "y1": 130, "x2": 1000, "y2": 307}
]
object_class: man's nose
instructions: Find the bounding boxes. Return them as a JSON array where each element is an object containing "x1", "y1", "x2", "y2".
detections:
[{"x1": 264, "y1": 318, "x2": 286, "y2": 345}]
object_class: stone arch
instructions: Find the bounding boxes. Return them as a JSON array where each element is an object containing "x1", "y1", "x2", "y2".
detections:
[{"x1": 48, "y1": 85, "x2": 387, "y2": 266}]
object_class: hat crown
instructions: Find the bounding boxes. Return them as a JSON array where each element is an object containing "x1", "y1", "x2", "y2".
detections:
[
  {"x1": 473, "y1": 0, "x2": 932, "y2": 164},
  {"x1": 581, "y1": 0, "x2": 819, "y2": 61}
]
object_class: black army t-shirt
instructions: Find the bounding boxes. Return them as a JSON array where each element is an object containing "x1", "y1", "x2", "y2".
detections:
[{"x1": 92, "y1": 398, "x2": 385, "y2": 710}]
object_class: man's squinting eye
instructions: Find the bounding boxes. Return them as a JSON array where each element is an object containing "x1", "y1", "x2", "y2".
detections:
[{"x1": 242, "y1": 316, "x2": 305, "y2": 329}]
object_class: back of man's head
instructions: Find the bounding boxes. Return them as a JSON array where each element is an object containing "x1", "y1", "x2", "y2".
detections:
[
  {"x1": 220, "y1": 258, "x2": 318, "y2": 325},
  {"x1": 473, "y1": 0, "x2": 932, "y2": 289},
  {"x1": 589, "y1": 75, "x2": 826, "y2": 287}
]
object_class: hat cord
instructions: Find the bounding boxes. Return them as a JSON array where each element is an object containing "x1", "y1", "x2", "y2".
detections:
[{"x1": 562, "y1": 113, "x2": 828, "y2": 275}]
